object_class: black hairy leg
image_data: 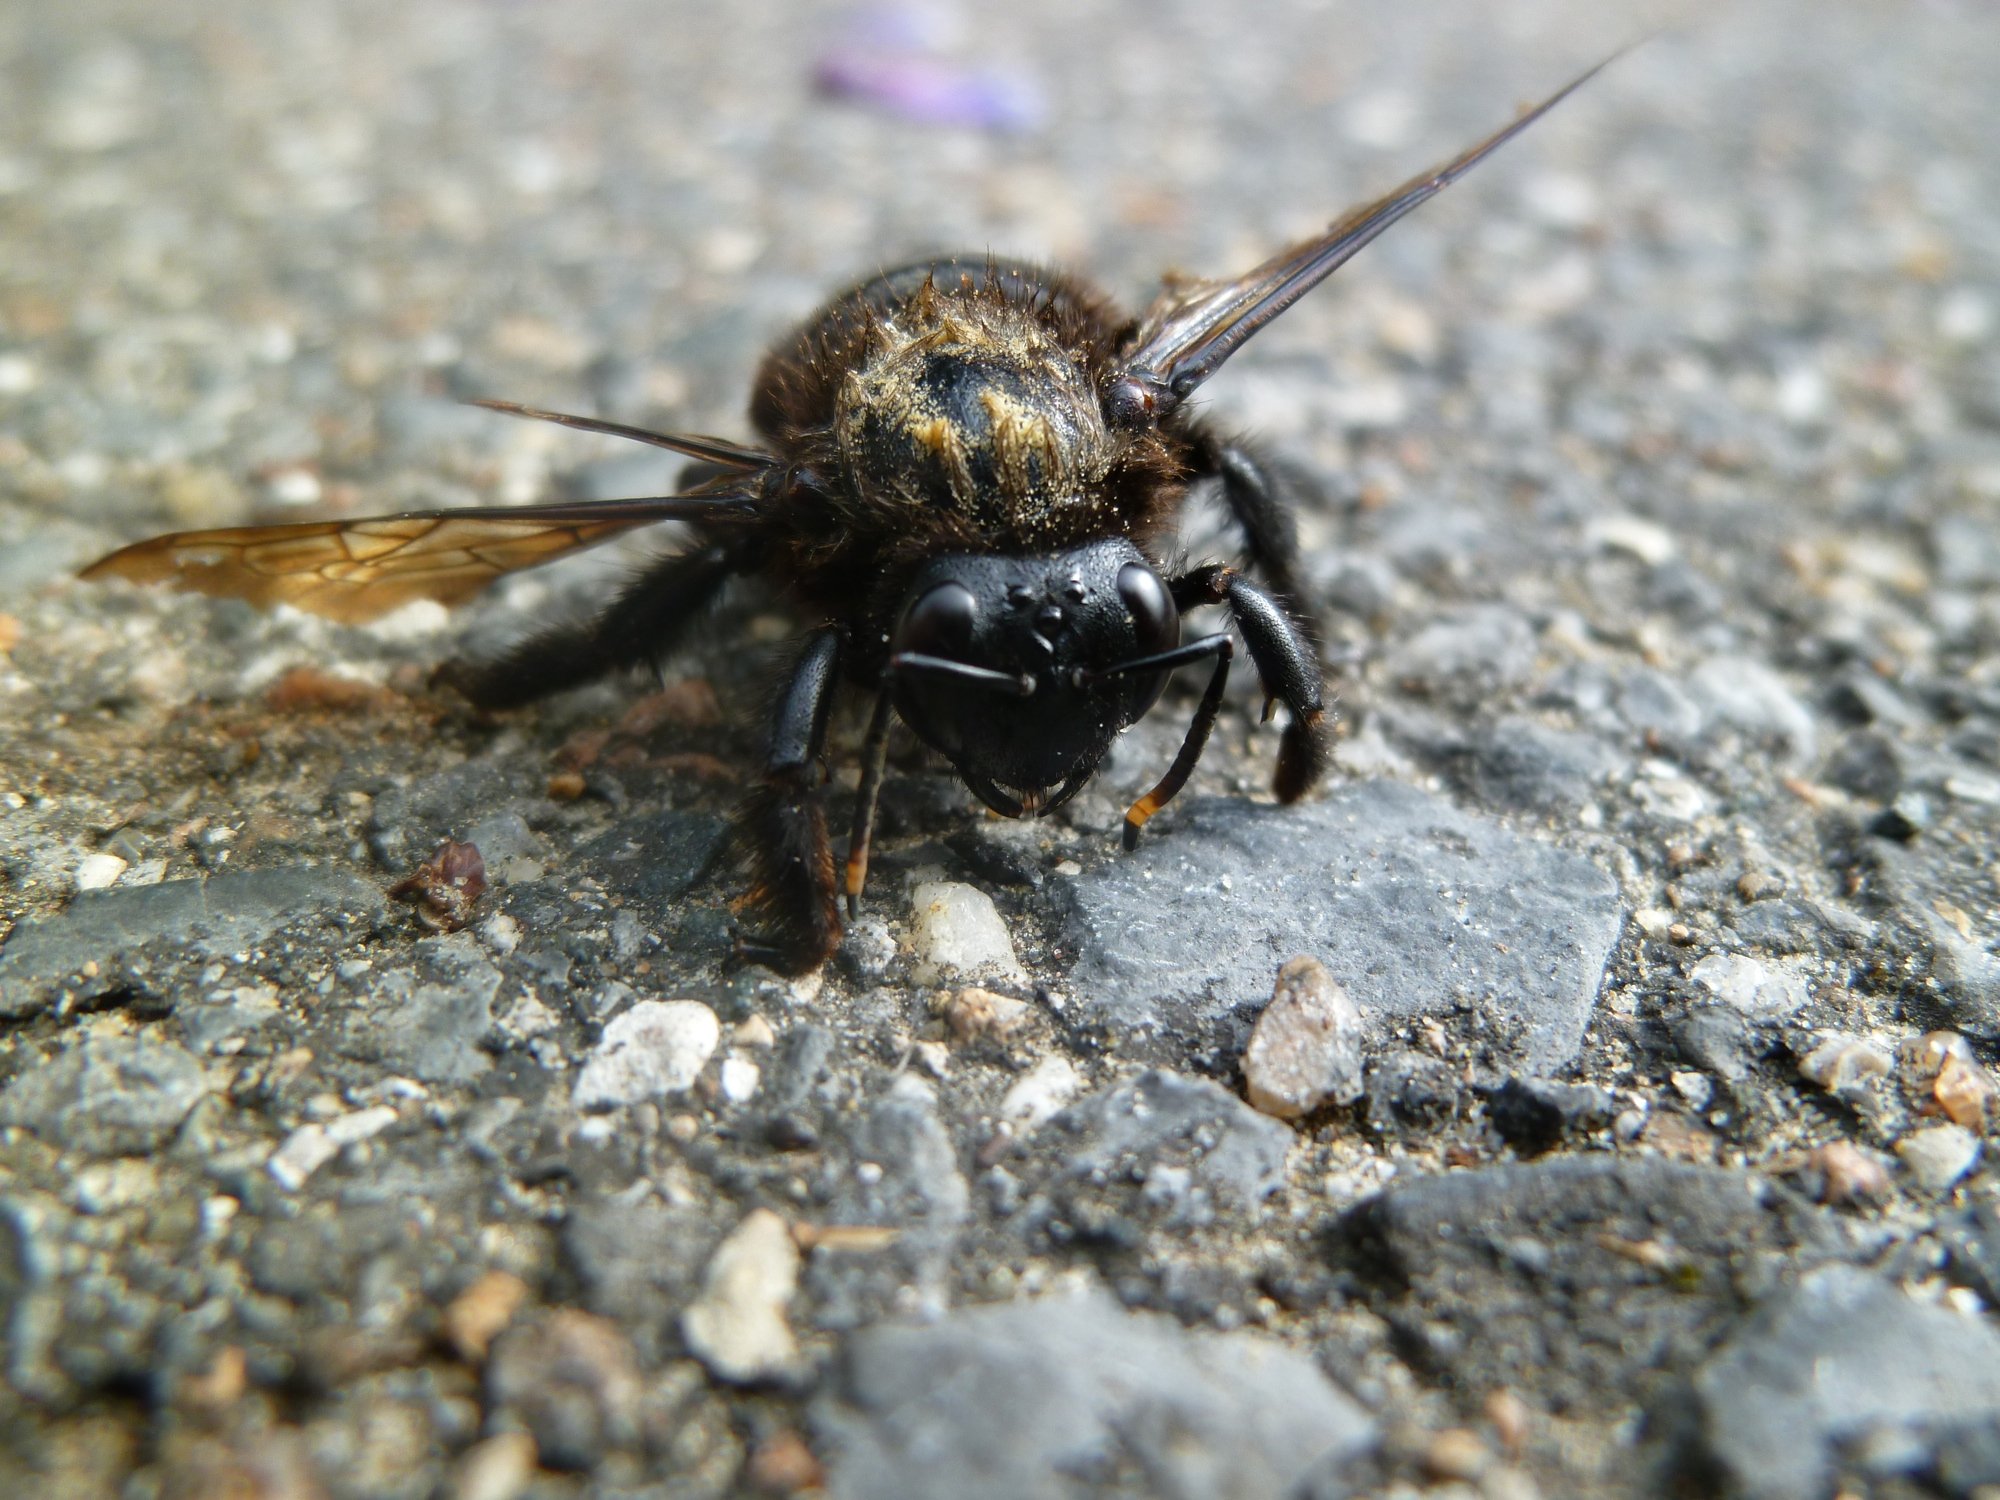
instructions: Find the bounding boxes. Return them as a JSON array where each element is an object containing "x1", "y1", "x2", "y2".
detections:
[
  {"x1": 442, "y1": 540, "x2": 748, "y2": 710},
  {"x1": 1170, "y1": 563, "x2": 1330, "y2": 802},
  {"x1": 735, "y1": 626, "x2": 844, "y2": 973}
]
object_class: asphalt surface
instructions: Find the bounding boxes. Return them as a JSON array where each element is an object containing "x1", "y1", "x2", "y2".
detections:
[{"x1": 3, "y1": 2, "x2": 1999, "y2": 1497}]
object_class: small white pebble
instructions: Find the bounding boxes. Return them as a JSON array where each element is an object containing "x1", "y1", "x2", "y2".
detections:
[
  {"x1": 479, "y1": 912, "x2": 522, "y2": 955},
  {"x1": 1243, "y1": 956, "x2": 1366, "y2": 1120},
  {"x1": 1587, "y1": 514, "x2": 1676, "y2": 566},
  {"x1": 1799, "y1": 1033, "x2": 1892, "y2": 1094},
  {"x1": 718, "y1": 1055, "x2": 761, "y2": 1104},
  {"x1": 681, "y1": 1208, "x2": 801, "y2": 1383},
  {"x1": 268, "y1": 1124, "x2": 338, "y2": 1191},
  {"x1": 1523, "y1": 169, "x2": 1599, "y2": 227},
  {"x1": 1670, "y1": 1071, "x2": 1714, "y2": 1110},
  {"x1": 572, "y1": 999, "x2": 721, "y2": 1111},
  {"x1": 1938, "y1": 287, "x2": 1994, "y2": 344},
  {"x1": 1943, "y1": 770, "x2": 2000, "y2": 807},
  {"x1": 1689, "y1": 953, "x2": 1809, "y2": 1018},
  {"x1": 908, "y1": 881, "x2": 1025, "y2": 986},
  {"x1": 200, "y1": 1196, "x2": 239, "y2": 1236},
  {"x1": 264, "y1": 467, "x2": 323, "y2": 507},
  {"x1": 1775, "y1": 365, "x2": 1829, "y2": 424},
  {"x1": 74, "y1": 852, "x2": 128, "y2": 891},
  {"x1": 1898, "y1": 1124, "x2": 1981, "y2": 1193},
  {"x1": 451, "y1": 1432, "x2": 537, "y2": 1500},
  {"x1": 324, "y1": 1104, "x2": 398, "y2": 1148},
  {"x1": 1000, "y1": 1055, "x2": 1080, "y2": 1133}
]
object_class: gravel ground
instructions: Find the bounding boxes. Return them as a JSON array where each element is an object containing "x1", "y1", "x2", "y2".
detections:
[{"x1": 4, "y1": 1, "x2": 1999, "y2": 1497}]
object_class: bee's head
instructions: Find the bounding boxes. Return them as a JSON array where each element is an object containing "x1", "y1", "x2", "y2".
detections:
[{"x1": 885, "y1": 538, "x2": 1179, "y2": 815}]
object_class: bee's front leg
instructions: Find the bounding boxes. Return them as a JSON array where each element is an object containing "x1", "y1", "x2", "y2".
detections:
[{"x1": 734, "y1": 626, "x2": 844, "y2": 974}]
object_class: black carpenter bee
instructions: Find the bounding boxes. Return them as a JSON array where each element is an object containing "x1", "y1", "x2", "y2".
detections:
[{"x1": 84, "y1": 64, "x2": 1605, "y2": 974}]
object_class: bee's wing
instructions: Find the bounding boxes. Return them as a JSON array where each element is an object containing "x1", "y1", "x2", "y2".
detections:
[
  {"x1": 80, "y1": 493, "x2": 760, "y2": 625},
  {"x1": 1113, "y1": 56, "x2": 1617, "y2": 417},
  {"x1": 465, "y1": 399, "x2": 775, "y2": 471}
]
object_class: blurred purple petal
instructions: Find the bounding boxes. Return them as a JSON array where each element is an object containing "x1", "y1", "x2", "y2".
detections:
[
  {"x1": 813, "y1": 29, "x2": 1044, "y2": 134},
  {"x1": 812, "y1": 4, "x2": 1048, "y2": 136}
]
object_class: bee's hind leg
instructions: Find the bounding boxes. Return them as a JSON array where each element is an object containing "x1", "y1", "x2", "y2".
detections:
[{"x1": 440, "y1": 540, "x2": 748, "y2": 710}]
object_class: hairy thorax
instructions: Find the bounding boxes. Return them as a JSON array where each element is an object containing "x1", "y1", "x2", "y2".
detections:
[{"x1": 832, "y1": 294, "x2": 1116, "y2": 540}]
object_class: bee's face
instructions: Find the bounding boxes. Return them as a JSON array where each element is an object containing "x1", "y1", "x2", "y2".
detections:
[{"x1": 887, "y1": 538, "x2": 1180, "y2": 812}]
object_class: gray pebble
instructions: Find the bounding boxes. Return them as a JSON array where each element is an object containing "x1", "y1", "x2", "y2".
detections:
[
  {"x1": 1934, "y1": 514, "x2": 2000, "y2": 589},
  {"x1": 1484, "y1": 1076, "x2": 1617, "y2": 1155},
  {"x1": 810, "y1": 1080, "x2": 969, "y2": 1329},
  {"x1": 1381, "y1": 603, "x2": 1537, "y2": 699},
  {"x1": 1898, "y1": 1125, "x2": 1981, "y2": 1193},
  {"x1": 1327, "y1": 1156, "x2": 1844, "y2": 1416},
  {"x1": 1694, "y1": 1266, "x2": 2000, "y2": 1500},
  {"x1": 1686, "y1": 656, "x2": 1818, "y2": 765},
  {"x1": 814, "y1": 1287, "x2": 1376, "y2": 1500},
  {"x1": 342, "y1": 938, "x2": 504, "y2": 1085},
  {"x1": 484, "y1": 1310, "x2": 642, "y2": 1471},
  {"x1": 1460, "y1": 714, "x2": 1621, "y2": 815},
  {"x1": 1925, "y1": 912, "x2": 2000, "y2": 1040},
  {"x1": 1035, "y1": 1069, "x2": 1292, "y2": 1230},
  {"x1": 0, "y1": 1037, "x2": 207, "y2": 1155},
  {"x1": 1688, "y1": 952, "x2": 1811, "y2": 1019}
]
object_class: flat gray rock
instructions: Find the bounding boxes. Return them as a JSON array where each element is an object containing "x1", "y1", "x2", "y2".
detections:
[
  {"x1": 815, "y1": 1287, "x2": 1375, "y2": 1500},
  {"x1": 1059, "y1": 784, "x2": 1621, "y2": 1071},
  {"x1": 1693, "y1": 1265, "x2": 2000, "y2": 1500},
  {"x1": 3, "y1": 0, "x2": 1995, "y2": 1492},
  {"x1": 337, "y1": 935, "x2": 503, "y2": 1085},
  {"x1": 0, "y1": 867, "x2": 387, "y2": 1021},
  {"x1": 808, "y1": 1080, "x2": 971, "y2": 1331},
  {"x1": 1029, "y1": 1069, "x2": 1294, "y2": 1233},
  {"x1": 0, "y1": 1036, "x2": 207, "y2": 1155},
  {"x1": 1327, "y1": 1155, "x2": 1850, "y2": 1416}
]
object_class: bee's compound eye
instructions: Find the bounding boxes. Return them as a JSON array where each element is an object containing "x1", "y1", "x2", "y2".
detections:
[
  {"x1": 895, "y1": 580, "x2": 979, "y2": 657},
  {"x1": 1116, "y1": 562, "x2": 1178, "y2": 655}
]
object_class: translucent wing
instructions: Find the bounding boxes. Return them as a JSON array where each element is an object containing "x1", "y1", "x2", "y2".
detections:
[
  {"x1": 466, "y1": 399, "x2": 775, "y2": 471},
  {"x1": 1108, "y1": 55, "x2": 1619, "y2": 423},
  {"x1": 81, "y1": 495, "x2": 757, "y2": 625}
]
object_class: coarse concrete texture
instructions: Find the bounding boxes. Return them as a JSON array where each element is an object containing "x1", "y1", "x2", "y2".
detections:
[{"x1": 2, "y1": 1, "x2": 1997, "y2": 1496}]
